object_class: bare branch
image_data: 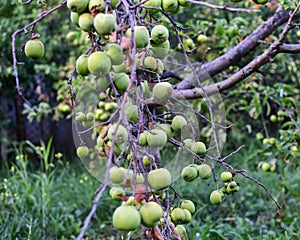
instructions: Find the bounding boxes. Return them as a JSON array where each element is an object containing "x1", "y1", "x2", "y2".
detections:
[
  {"x1": 278, "y1": 43, "x2": 300, "y2": 53},
  {"x1": 187, "y1": 0, "x2": 260, "y2": 13}
]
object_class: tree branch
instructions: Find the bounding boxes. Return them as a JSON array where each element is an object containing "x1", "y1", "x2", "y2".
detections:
[{"x1": 187, "y1": 0, "x2": 260, "y2": 13}]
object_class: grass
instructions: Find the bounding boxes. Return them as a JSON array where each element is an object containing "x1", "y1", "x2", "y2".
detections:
[{"x1": 0, "y1": 139, "x2": 299, "y2": 239}]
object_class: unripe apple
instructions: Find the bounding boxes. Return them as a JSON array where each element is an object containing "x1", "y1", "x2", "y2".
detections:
[
  {"x1": 150, "y1": 40, "x2": 170, "y2": 58},
  {"x1": 297, "y1": 30, "x2": 300, "y2": 38},
  {"x1": 78, "y1": 13, "x2": 94, "y2": 32},
  {"x1": 140, "y1": 201, "x2": 163, "y2": 227},
  {"x1": 174, "y1": 225, "x2": 188, "y2": 240},
  {"x1": 147, "y1": 129, "x2": 168, "y2": 147},
  {"x1": 210, "y1": 190, "x2": 224, "y2": 205},
  {"x1": 140, "y1": 81, "x2": 153, "y2": 98},
  {"x1": 109, "y1": 166, "x2": 127, "y2": 184},
  {"x1": 88, "y1": 0, "x2": 106, "y2": 12},
  {"x1": 85, "y1": 112, "x2": 94, "y2": 121},
  {"x1": 143, "y1": 0, "x2": 162, "y2": 13},
  {"x1": 256, "y1": 132, "x2": 263, "y2": 140},
  {"x1": 261, "y1": 162, "x2": 270, "y2": 172},
  {"x1": 191, "y1": 141, "x2": 206, "y2": 155},
  {"x1": 76, "y1": 145, "x2": 89, "y2": 158},
  {"x1": 75, "y1": 111, "x2": 86, "y2": 122},
  {"x1": 262, "y1": 138, "x2": 270, "y2": 145},
  {"x1": 181, "y1": 165, "x2": 198, "y2": 182},
  {"x1": 82, "y1": 120, "x2": 94, "y2": 128},
  {"x1": 67, "y1": 0, "x2": 89, "y2": 13},
  {"x1": 24, "y1": 39, "x2": 45, "y2": 59},
  {"x1": 97, "y1": 76, "x2": 111, "y2": 91},
  {"x1": 113, "y1": 62, "x2": 127, "y2": 73},
  {"x1": 178, "y1": 0, "x2": 189, "y2": 7},
  {"x1": 151, "y1": 25, "x2": 169, "y2": 44},
  {"x1": 171, "y1": 207, "x2": 185, "y2": 224},
  {"x1": 124, "y1": 102, "x2": 138, "y2": 122},
  {"x1": 156, "y1": 59, "x2": 164, "y2": 75},
  {"x1": 226, "y1": 181, "x2": 239, "y2": 194},
  {"x1": 143, "y1": 56, "x2": 157, "y2": 71},
  {"x1": 292, "y1": 146, "x2": 298, "y2": 154},
  {"x1": 107, "y1": 124, "x2": 128, "y2": 145},
  {"x1": 105, "y1": 44, "x2": 125, "y2": 65},
  {"x1": 180, "y1": 199, "x2": 195, "y2": 214},
  {"x1": 109, "y1": 187, "x2": 125, "y2": 200},
  {"x1": 183, "y1": 138, "x2": 194, "y2": 149},
  {"x1": 162, "y1": 0, "x2": 179, "y2": 13},
  {"x1": 139, "y1": 131, "x2": 149, "y2": 146},
  {"x1": 76, "y1": 54, "x2": 89, "y2": 76},
  {"x1": 182, "y1": 209, "x2": 192, "y2": 223},
  {"x1": 270, "y1": 114, "x2": 277, "y2": 122},
  {"x1": 184, "y1": 38, "x2": 195, "y2": 50},
  {"x1": 147, "y1": 168, "x2": 172, "y2": 190},
  {"x1": 269, "y1": 138, "x2": 276, "y2": 145},
  {"x1": 158, "y1": 123, "x2": 173, "y2": 140},
  {"x1": 125, "y1": 26, "x2": 150, "y2": 49},
  {"x1": 94, "y1": 13, "x2": 116, "y2": 36},
  {"x1": 153, "y1": 82, "x2": 172, "y2": 100},
  {"x1": 197, "y1": 34, "x2": 208, "y2": 43},
  {"x1": 88, "y1": 51, "x2": 111, "y2": 75},
  {"x1": 197, "y1": 164, "x2": 212, "y2": 180},
  {"x1": 70, "y1": 12, "x2": 80, "y2": 26},
  {"x1": 171, "y1": 115, "x2": 187, "y2": 131},
  {"x1": 110, "y1": 0, "x2": 120, "y2": 9},
  {"x1": 220, "y1": 171, "x2": 232, "y2": 182},
  {"x1": 113, "y1": 73, "x2": 130, "y2": 92},
  {"x1": 96, "y1": 135, "x2": 104, "y2": 147},
  {"x1": 112, "y1": 205, "x2": 141, "y2": 231},
  {"x1": 142, "y1": 155, "x2": 151, "y2": 166}
]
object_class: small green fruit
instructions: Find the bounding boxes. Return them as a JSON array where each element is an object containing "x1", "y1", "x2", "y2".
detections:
[
  {"x1": 197, "y1": 34, "x2": 208, "y2": 43},
  {"x1": 105, "y1": 44, "x2": 125, "y2": 65},
  {"x1": 94, "y1": 13, "x2": 116, "y2": 36},
  {"x1": 183, "y1": 138, "x2": 194, "y2": 149},
  {"x1": 151, "y1": 25, "x2": 169, "y2": 44},
  {"x1": 292, "y1": 146, "x2": 298, "y2": 154},
  {"x1": 124, "y1": 102, "x2": 138, "y2": 122},
  {"x1": 86, "y1": 112, "x2": 94, "y2": 121},
  {"x1": 181, "y1": 165, "x2": 198, "y2": 182},
  {"x1": 112, "y1": 205, "x2": 141, "y2": 231},
  {"x1": 125, "y1": 26, "x2": 150, "y2": 49},
  {"x1": 182, "y1": 209, "x2": 192, "y2": 223},
  {"x1": 261, "y1": 162, "x2": 270, "y2": 172},
  {"x1": 210, "y1": 190, "x2": 224, "y2": 205},
  {"x1": 170, "y1": 208, "x2": 185, "y2": 224},
  {"x1": 174, "y1": 225, "x2": 188, "y2": 240},
  {"x1": 158, "y1": 123, "x2": 173, "y2": 140},
  {"x1": 171, "y1": 115, "x2": 187, "y2": 131},
  {"x1": 220, "y1": 171, "x2": 232, "y2": 182},
  {"x1": 153, "y1": 82, "x2": 172, "y2": 100},
  {"x1": 270, "y1": 114, "x2": 277, "y2": 122},
  {"x1": 139, "y1": 131, "x2": 149, "y2": 146},
  {"x1": 156, "y1": 59, "x2": 164, "y2": 75},
  {"x1": 88, "y1": 0, "x2": 106, "y2": 12},
  {"x1": 24, "y1": 39, "x2": 45, "y2": 59},
  {"x1": 75, "y1": 112, "x2": 86, "y2": 122},
  {"x1": 226, "y1": 181, "x2": 239, "y2": 194},
  {"x1": 140, "y1": 201, "x2": 163, "y2": 227},
  {"x1": 161, "y1": 0, "x2": 179, "y2": 13},
  {"x1": 143, "y1": 0, "x2": 161, "y2": 13},
  {"x1": 150, "y1": 40, "x2": 170, "y2": 58},
  {"x1": 191, "y1": 141, "x2": 206, "y2": 155},
  {"x1": 107, "y1": 124, "x2": 128, "y2": 145},
  {"x1": 109, "y1": 166, "x2": 127, "y2": 184},
  {"x1": 70, "y1": 12, "x2": 80, "y2": 26},
  {"x1": 143, "y1": 56, "x2": 157, "y2": 71},
  {"x1": 269, "y1": 138, "x2": 276, "y2": 145},
  {"x1": 147, "y1": 129, "x2": 168, "y2": 147},
  {"x1": 113, "y1": 73, "x2": 130, "y2": 92},
  {"x1": 197, "y1": 164, "x2": 212, "y2": 180},
  {"x1": 76, "y1": 145, "x2": 89, "y2": 158},
  {"x1": 262, "y1": 138, "x2": 270, "y2": 145},
  {"x1": 76, "y1": 54, "x2": 89, "y2": 76},
  {"x1": 78, "y1": 13, "x2": 94, "y2": 32},
  {"x1": 109, "y1": 187, "x2": 125, "y2": 200},
  {"x1": 180, "y1": 200, "x2": 195, "y2": 214},
  {"x1": 142, "y1": 155, "x2": 151, "y2": 166},
  {"x1": 67, "y1": 0, "x2": 89, "y2": 13},
  {"x1": 147, "y1": 168, "x2": 172, "y2": 190},
  {"x1": 88, "y1": 51, "x2": 111, "y2": 75}
]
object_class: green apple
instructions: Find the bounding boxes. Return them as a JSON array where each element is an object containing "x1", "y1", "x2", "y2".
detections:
[
  {"x1": 158, "y1": 123, "x2": 173, "y2": 140},
  {"x1": 174, "y1": 225, "x2": 188, "y2": 240},
  {"x1": 170, "y1": 207, "x2": 185, "y2": 224},
  {"x1": 150, "y1": 40, "x2": 170, "y2": 58},
  {"x1": 292, "y1": 145, "x2": 298, "y2": 154},
  {"x1": 113, "y1": 62, "x2": 127, "y2": 73},
  {"x1": 78, "y1": 13, "x2": 94, "y2": 32},
  {"x1": 269, "y1": 138, "x2": 276, "y2": 145},
  {"x1": 94, "y1": 13, "x2": 116, "y2": 36},
  {"x1": 97, "y1": 76, "x2": 111, "y2": 91},
  {"x1": 151, "y1": 25, "x2": 169, "y2": 44},
  {"x1": 140, "y1": 81, "x2": 153, "y2": 98},
  {"x1": 183, "y1": 138, "x2": 194, "y2": 149},
  {"x1": 67, "y1": 0, "x2": 89, "y2": 13},
  {"x1": 75, "y1": 111, "x2": 86, "y2": 122},
  {"x1": 109, "y1": 187, "x2": 125, "y2": 200},
  {"x1": 105, "y1": 44, "x2": 125, "y2": 65},
  {"x1": 262, "y1": 138, "x2": 270, "y2": 145},
  {"x1": 70, "y1": 12, "x2": 80, "y2": 26},
  {"x1": 76, "y1": 145, "x2": 89, "y2": 158},
  {"x1": 109, "y1": 166, "x2": 127, "y2": 184},
  {"x1": 153, "y1": 82, "x2": 172, "y2": 100},
  {"x1": 112, "y1": 205, "x2": 141, "y2": 231},
  {"x1": 161, "y1": 0, "x2": 179, "y2": 13},
  {"x1": 181, "y1": 165, "x2": 198, "y2": 182},
  {"x1": 142, "y1": 155, "x2": 151, "y2": 166},
  {"x1": 197, "y1": 34, "x2": 208, "y2": 43},
  {"x1": 270, "y1": 114, "x2": 277, "y2": 122},
  {"x1": 171, "y1": 115, "x2": 187, "y2": 131},
  {"x1": 143, "y1": 0, "x2": 161, "y2": 13},
  {"x1": 87, "y1": 51, "x2": 111, "y2": 75},
  {"x1": 147, "y1": 168, "x2": 172, "y2": 190},
  {"x1": 139, "y1": 131, "x2": 149, "y2": 146},
  {"x1": 220, "y1": 171, "x2": 232, "y2": 182},
  {"x1": 147, "y1": 129, "x2": 168, "y2": 147},
  {"x1": 156, "y1": 59, "x2": 164, "y2": 75},
  {"x1": 76, "y1": 54, "x2": 89, "y2": 76},
  {"x1": 124, "y1": 102, "x2": 138, "y2": 122},
  {"x1": 180, "y1": 200, "x2": 195, "y2": 214},
  {"x1": 140, "y1": 201, "x2": 163, "y2": 227},
  {"x1": 113, "y1": 73, "x2": 130, "y2": 92},
  {"x1": 82, "y1": 120, "x2": 94, "y2": 128},
  {"x1": 184, "y1": 38, "x2": 195, "y2": 50},
  {"x1": 261, "y1": 162, "x2": 270, "y2": 172},
  {"x1": 197, "y1": 164, "x2": 212, "y2": 180},
  {"x1": 125, "y1": 26, "x2": 150, "y2": 49},
  {"x1": 178, "y1": 0, "x2": 189, "y2": 7},
  {"x1": 86, "y1": 112, "x2": 94, "y2": 121},
  {"x1": 297, "y1": 30, "x2": 300, "y2": 38},
  {"x1": 210, "y1": 190, "x2": 224, "y2": 205},
  {"x1": 191, "y1": 141, "x2": 206, "y2": 155},
  {"x1": 107, "y1": 123, "x2": 128, "y2": 145},
  {"x1": 143, "y1": 56, "x2": 157, "y2": 71},
  {"x1": 226, "y1": 181, "x2": 239, "y2": 194},
  {"x1": 182, "y1": 209, "x2": 192, "y2": 223},
  {"x1": 88, "y1": 0, "x2": 106, "y2": 12},
  {"x1": 24, "y1": 39, "x2": 45, "y2": 59},
  {"x1": 110, "y1": 0, "x2": 120, "y2": 9}
]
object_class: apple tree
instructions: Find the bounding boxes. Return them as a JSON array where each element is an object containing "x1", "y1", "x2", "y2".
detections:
[{"x1": 11, "y1": 0, "x2": 299, "y2": 239}]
